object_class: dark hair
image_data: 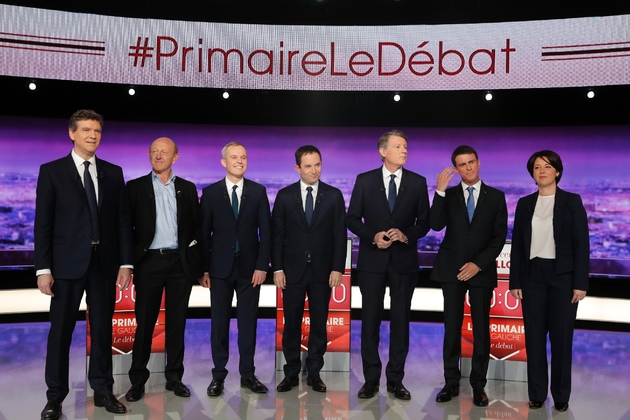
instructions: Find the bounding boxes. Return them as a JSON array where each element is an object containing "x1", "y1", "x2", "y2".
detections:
[
  {"x1": 451, "y1": 145, "x2": 478, "y2": 166},
  {"x1": 377, "y1": 130, "x2": 407, "y2": 162},
  {"x1": 295, "y1": 145, "x2": 322, "y2": 166},
  {"x1": 527, "y1": 150, "x2": 563, "y2": 184},
  {"x1": 68, "y1": 109, "x2": 103, "y2": 131}
]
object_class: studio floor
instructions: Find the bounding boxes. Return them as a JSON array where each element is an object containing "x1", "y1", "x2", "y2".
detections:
[{"x1": 1, "y1": 319, "x2": 630, "y2": 420}]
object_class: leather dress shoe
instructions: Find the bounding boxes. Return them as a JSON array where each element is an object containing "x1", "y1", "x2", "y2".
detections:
[
  {"x1": 277, "y1": 376, "x2": 299, "y2": 392},
  {"x1": 358, "y1": 380, "x2": 379, "y2": 399},
  {"x1": 41, "y1": 400, "x2": 62, "y2": 420},
  {"x1": 94, "y1": 393, "x2": 127, "y2": 414},
  {"x1": 529, "y1": 400, "x2": 544, "y2": 409},
  {"x1": 241, "y1": 376, "x2": 269, "y2": 393},
  {"x1": 555, "y1": 402, "x2": 569, "y2": 412},
  {"x1": 125, "y1": 384, "x2": 145, "y2": 402},
  {"x1": 207, "y1": 378, "x2": 225, "y2": 397},
  {"x1": 473, "y1": 389, "x2": 489, "y2": 407},
  {"x1": 307, "y1": 375, "x2": 327, "y2": 392},
  {"x1": 436, "y1": 385, "x2": 460, "y2": 402},
  {"x1": 387, "y1": 381, "x2": 411, "y2": 400},
  {"x1": 166, "y1": 380, "x2": 191, "y2": 397}
]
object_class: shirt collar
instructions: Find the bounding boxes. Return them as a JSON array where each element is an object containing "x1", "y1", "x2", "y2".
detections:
[
  {"x1": 71, "y1": 149, "x2": 96, "y2": 169},
  {"x1": 225, "y1": 177, "x2": 244, "y2": 191},
  {"x1": 300, "y1": 180, "x2": 319, "y2": 192},
  {"x1": 151, "y1": 170, "x2": 176, "y2": 185},
  {"x1": 382, "y1": 165, "x2": 403, "y2": 180},
  {"x1": 461, "y1": 179, "x2": 482, "y2": 192}
]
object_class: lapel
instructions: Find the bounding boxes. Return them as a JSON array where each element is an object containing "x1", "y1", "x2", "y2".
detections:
[
  {"x1": 65, "y1": 154, "x2": 89, "y2": 209},
  {"x1": 375, "y1": 169, "x2": 391, "y2": 213},
  {"x1": 290, "y1": 182, "x2": 310, "y2": 227},
  {"x1": 310, "y1": 182, "x2": 327, "y2": 227},
  {"x1": 145, "y1": 173, "x2": 158, "y2": 222},
  {"x1": 174, "y1": 176, "x2": 182, "y2": 226},
  {"x1": 220, "y1": 178, "x2": 237, "y2": 221},
  {"x1": 552, "y1": 188, "x2": 566, "y2": 245},
  {"x1": 523, "y1": 192, "x2": 538, "y2": 251},
  {"x1": 93, "y1": 156, "x2": 105, "y2": 211}
]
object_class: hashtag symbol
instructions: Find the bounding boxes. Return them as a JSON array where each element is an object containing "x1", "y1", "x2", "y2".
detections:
[{"x1": 129, "y1": 37, "x2": 153, "y2": 67}]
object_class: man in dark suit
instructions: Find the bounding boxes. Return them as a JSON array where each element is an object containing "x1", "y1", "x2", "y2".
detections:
[
  {"x1": 430, "y1": 145, "x2": 508, "y2": 407},
  {"x1": 347, "y1": 130, "x2": 430, "y2": 400},
  {"x1": 35, "y1": 110, "x2": 133, "y2": 419},
  {"x1": 124, "y1": 137, "x2": 204, "y2": 402},
  {"x1": 272, "y1": 145, "x2": 347, "y2": 393},
  {"x1": 200, "y1": 141, "x2": 272, "y2": 396}
]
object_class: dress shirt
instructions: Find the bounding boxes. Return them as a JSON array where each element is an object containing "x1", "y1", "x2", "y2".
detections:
[
  {"x1": 71, "y1": 149, "x2": 99, "y2": 202},
  {"x1": 382, "y1": 166, "x2": 402, "y2": 201},
  {"x1": 300, "y1": 180, "x2": 319, "y2": 212},
  {"x1": 149, "y1": 171, "x2": 179, "y2": 250},
  {"x1": 531, "y1": 194, "x2": 556, "y2": 259},
  {"x1": 225, "y1": 177, "x2": 244, "y2": 212},
  {"x1": 435, "y1": 179, "x2": 482, "y2": 204}
]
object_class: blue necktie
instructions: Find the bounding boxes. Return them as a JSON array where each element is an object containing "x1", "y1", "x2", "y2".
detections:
[
  {"x1": 83, "y1": 161, "x2": 99, "y2": 242},
  {"x1": 388, "y1": 174, "x2": 397, "y2": 212},
  {"x1": 232, "y1": 185, "x2": 239, "y2": 253},
  {"x1": 305, "y1": 186, "x2": 314, "y2": 225},
  {"x1": 466, "y1": 186, "x2": 475, "y2": 222}
]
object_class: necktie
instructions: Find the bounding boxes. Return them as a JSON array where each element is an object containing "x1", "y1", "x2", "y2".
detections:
[
  {"x1": 305, "y1": 186, "x2": 314, "y2": 225},
  {"x1": 83, "y1": 161, "x2": 99, "y2": 242},
  {"x1": 388, "y1": 174, "x2": 397, "y2": 212},
  {"x1": 232, "y1": 185, "x2": 239, "y2": 253},
  {"x1": 466, "y1": 186, "x2": 475, "y2": 222}
]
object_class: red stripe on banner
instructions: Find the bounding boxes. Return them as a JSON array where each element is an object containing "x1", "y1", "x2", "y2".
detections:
[
  {"x1": 542, "y1": 41, "x2": 630, "y2": 49},
  {"x1": 0, "y1": 37, "x2": 105, "y2": 51},
  {"x1": 542, "y1": 46, "x2": 630, "y2": 56},
  {"x1": 0, "y1": 44, "x2": 105, "y2": 56},
  {"x1": 542, "y1": 53, "x2": 630, "y2": 61},
  {"x1": 0, "y1": 31, "x2": 104, "y2": 44}
]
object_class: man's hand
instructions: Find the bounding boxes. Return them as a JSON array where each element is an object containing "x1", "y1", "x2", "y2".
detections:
[
  {"x1": 510, "y1": 289, "x2": 523, "y2": 300},
  {"x1": 457, "y1": 262, "x2": 480, "y2": 281},
  {"x1": 199, "y1": 273, "x2": 211, "y2": 288},
  {"x1": 329, "y1": 271, "x2": 342, "y2": 288},
  {"x1": 436, "y1": 167, "x2": 455, "y2": 192},
  {"x1": 252, "y1": 270, "x2": 267, "y2": 287},
  {"x1": 572, "y1": 289, "x2": 587, "y2": 304},
  {"x1": 386, "y1": 228, "x2": 407, "y2": 244},
  {"x1": 374, "y1": 231, "x2": 392, "y2": 249},
  {"x1": 37, "y1": 274, "x2": 55, "y2": 296},
  {"x1": 273, "y1": 271, "x2": 286, "y2": 289},
  {"x1": 117, "y1": 268, "x2": 132, "y2": 290}
]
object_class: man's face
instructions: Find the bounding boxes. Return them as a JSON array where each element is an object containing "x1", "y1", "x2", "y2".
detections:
[
  {"x1": 221, "y1": 145, "x2": 248, "y2": 179},
  {"x1": 453, "y1": 153, "x2": 480, "y2": 186},
  {"x1": 295, "y1": 152, "x2": 322, "y2": 186},
  {"x1": 69, "y1": 119, "x2": 101, "y2": 159},
  {"x1": 380, "y1": 135, "x2": 408, "y2": 168},
  {"x1": 148, "y1": 138, "x2": 179, "y2": 175}
]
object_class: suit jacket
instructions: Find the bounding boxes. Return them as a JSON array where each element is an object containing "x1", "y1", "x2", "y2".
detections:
[
  {"x1": 125, "y1": 173, "x2": 204, "y2": 282},
  {"x1": 346, "y1": 167, "x2": 430, "y2": 274},
  {"x1": 429, "y1": 182, "x2": 508, "y2": 288},
  {"x1": 509, "y1": 187, "x2": 590, "y2": 291},
  {"x1": 200, "y1": 178, "x2": 271, "y2": 279},
  {"x1": 34, "y1": 154, "x2": 133, "y2": 279},
  {"x1": 271, "y1": 181, "x2": 346, "y2": 283}
]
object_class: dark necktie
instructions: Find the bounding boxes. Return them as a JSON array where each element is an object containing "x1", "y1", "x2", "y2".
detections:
[
  {"x1": 232, "y1": 185, "x2": 239, "y2": 253},
  {"x1": 466, "y1": 186, "x2": 475, "y2": 222},
  {"x1": 83, "y1": 161, "x2": 99, "y2": 242},
  {"x1": 305, "y1": 186, "x2": 314, "y2": 225},
  {"x1": 388, "y1": 174, "x2": 397, "y2": 212}
]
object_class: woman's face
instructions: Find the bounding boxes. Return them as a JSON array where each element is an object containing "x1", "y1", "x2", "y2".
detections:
[{"x1": 532, "y1": 156, "x2": 560, "y2": 189}]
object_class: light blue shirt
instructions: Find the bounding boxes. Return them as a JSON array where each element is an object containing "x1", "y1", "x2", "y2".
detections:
[{"x1": 149, "y1": 171, "x2": 178, "y2": 250}]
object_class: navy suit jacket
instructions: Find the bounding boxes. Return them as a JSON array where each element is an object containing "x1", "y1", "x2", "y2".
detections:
[
  {"x1": 125, "y1": 173, "x2": 204, "y2": 282},
  {"x1": 200, "y1": 178, "x2": 271, "y2": 279},
  {"x1": 509, "y1": 188, "x2": 590, "y2": 291},
  {"x1": 429, "y1": 182, "x2": 508, "y2": 288},
  {"x1": 346, "y1": 167, "x2": 430, "y2": 274},
  {"x1": 271, "y1": 181, "x2": 346, "y2": 283},
  {"x1": 34, "y1": 154, "x2": 133, "y2": 279}
]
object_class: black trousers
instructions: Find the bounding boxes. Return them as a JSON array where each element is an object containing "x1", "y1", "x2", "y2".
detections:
[
  {"x1": 129, "y1": 253, "x2": 192, "y2": 386},
  {"x1": 45, "y1": 248, "x2": 115, "y2": 402}
]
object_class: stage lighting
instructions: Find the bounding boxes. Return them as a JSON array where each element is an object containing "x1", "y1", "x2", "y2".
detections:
[
  {"x1": 222, "y1": 91, "x2": 230, "y2": 99},
  {"x1": 393, "y1": 93, "x2": 401, "y2": 102},
  {"x1": 587, "y1": 90, "x2": 595, "y2": 99},
  {"x1": 485, "y1": 92, "x2": 493, "y2": 101},
  {"x1": 128, "y1": 87, "x2": 136, "y2": 96},
  {"x1": 28, "y1": 81, "x2": 37, "y2": 91}
]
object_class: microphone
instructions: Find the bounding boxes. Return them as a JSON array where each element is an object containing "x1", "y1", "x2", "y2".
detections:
[
  {"x1": 176, "y1": 190, "x2": 181, "y2": 198},
  {"x1": 400, "y1": 187, "x2": 404, "y2": 192},
  {"x1": 98, "y1": 172, "x2": 104, "y2": 179},
  {"x1": 242, "y1": 194, "x2": 247, "y2": 200},
  {"x1": 74, "y1": 173, "x2": 78, "y2": 180}
]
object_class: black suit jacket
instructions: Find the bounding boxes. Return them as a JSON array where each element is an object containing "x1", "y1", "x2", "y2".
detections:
[
  {"x1": 125, "y1": 173, "x2": 204, "y2": 282},
  {"x1": 429, "y1": 182, "x2": 508, "y2": 288},
  {"x1": 346, "y1": 167, "x2": 430, "y2": 274},
  {"x1": 200, "y1": 178, "x2": 271, "y2": 279},
  {"x1": 271, "y1": 181, "x2": 346, "y2": 282},
  {"x1": 34, "y1": 154, "x2": 133, "y2": 279},
  {"x1": 509, "y1": 187, "x2": 590, "y2": 291}
]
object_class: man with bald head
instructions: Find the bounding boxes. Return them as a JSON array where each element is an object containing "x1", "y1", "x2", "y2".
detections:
[{"x1": 124, "y1": 137, "x2": 204, "y2": 402}]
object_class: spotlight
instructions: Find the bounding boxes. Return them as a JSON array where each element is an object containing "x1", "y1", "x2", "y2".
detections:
[
  {"x1": 587, "y1": 90, "x2": 595, "y2": 99},
  {"x1": 393, "y1": 93, "x2": 401, "y2": 102},
  {"x1": 28, "y1": 81, "x2": 37, "y2": 91},
  {"x1": 222, "y1": 91, "x2": 230, "y2": 99},
  {"x1": 128, "y1": 87, "x2": 136, "y2": 96},
  {"x1": 485, "y1": 92, "x2": 493, "y2": 101}
]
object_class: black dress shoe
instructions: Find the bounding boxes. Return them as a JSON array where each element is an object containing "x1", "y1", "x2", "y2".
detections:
[
  {"x1": 473, "y1": 389, "x2": 489, "y2": 407},
  {"x1": 166, "y1": 380, "x2": 191, "y2": 397},
  {"x1": 41, "y1": 400, "x2": 62, "y2": 420},
  {"x1": 277, "y1": 376, "x2": 299, "y2": 392},
  {"x1": 358, "y1": 380, "x2": 379, "y2": 399},
  {"x1": 386, "y1": 381, "x2": 411, "y2": 400},
  {"x1": 241, "y1": 376, "x2": 269, "y2": 393},
  {"x1": 125, "y1": 384, "x2": 145, "y2": 402},
  {"x1": 529, "y1": 400, "x2": 544, "y2": 409},
  {"x1": 307, "y1": 376, "x2": 327, "y2": 392},
  {"x1": 436, "y1": 385, "x2": 460, "y2": 402},
  {"x1": 94, "y1": 393, "x2": 127, "y2": 414},
  {"x1": 207, "y1": 378, "x2": 225, "y2": 397},
  {"x1": 555, "y1": 402, "x2": 569, "y2": 412}
]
